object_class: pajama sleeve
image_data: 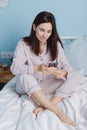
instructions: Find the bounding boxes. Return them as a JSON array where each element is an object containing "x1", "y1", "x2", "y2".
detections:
[
  {"x1": 58, "y1": 42, "x2": 74, "y2": 77},
  {"x1": 10, "y1": 40, "x2": 34, "y2": 75},
  {"x1": 53, "y1": 43, "x2": 81, "y2": 97}
]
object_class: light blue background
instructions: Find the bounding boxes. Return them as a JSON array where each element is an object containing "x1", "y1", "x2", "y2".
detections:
[{"x1": 0, "y1": 0, "x2": 87, "y2": 64}]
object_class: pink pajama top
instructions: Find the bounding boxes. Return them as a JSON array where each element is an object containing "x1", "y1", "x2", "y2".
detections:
[{"x1": 10, "y1": 39, "x2": 81, "y2": 98}]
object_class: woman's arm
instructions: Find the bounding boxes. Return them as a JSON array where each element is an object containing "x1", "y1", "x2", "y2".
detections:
[
  {"x1": 57, "y1": 42, "x2": 74, "y2": 77},
  {"x1": 50, "y1": 96, "x2": 64, "y2": 105},
  {"x1": 10, "y1": 40, "x2": 34, "y2": 75}
]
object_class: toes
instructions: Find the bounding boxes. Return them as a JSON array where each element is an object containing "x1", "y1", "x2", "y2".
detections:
[
  {"x1": 33, "y1": 109, "x2": 39, "y2": 116},
  {"x1": 33, "y1": 107, "x2": 45, "y2": 116}
]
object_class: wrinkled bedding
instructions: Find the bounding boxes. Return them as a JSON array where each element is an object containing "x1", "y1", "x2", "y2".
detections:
[{"x1": 0, "y1": 75, "x2": 87, "y2": 130}]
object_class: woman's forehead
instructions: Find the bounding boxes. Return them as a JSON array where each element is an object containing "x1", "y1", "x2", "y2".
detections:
[{"x1": 38, "y1": 23, "x2": 52, "y2": 29}]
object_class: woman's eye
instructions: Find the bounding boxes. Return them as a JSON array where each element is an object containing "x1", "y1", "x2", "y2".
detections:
[
  {"x1": 40, "y1": 29, "x2": 44, "y2": 32},
  {"x1": 39, "y1": 28, "x2": 52, "y2": 33},
  {"x1": 48, "y1": 30, "x2": 52, "y2": 33}
]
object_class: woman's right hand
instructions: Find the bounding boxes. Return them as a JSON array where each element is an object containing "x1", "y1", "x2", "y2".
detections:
[{"x1": 41, "y1": 64, "x2": 57, "y2": 75}]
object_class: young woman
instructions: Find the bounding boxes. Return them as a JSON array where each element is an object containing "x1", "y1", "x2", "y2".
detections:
[{"x1": 10, "y1": 11, "x2": 81, "y2": 126}]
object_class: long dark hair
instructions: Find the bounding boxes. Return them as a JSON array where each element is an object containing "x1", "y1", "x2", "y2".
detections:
[{"x1": 23, "y1": 11, "x2": 63, "y2": 60}]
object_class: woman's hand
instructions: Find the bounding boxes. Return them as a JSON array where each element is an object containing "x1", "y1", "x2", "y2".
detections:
[
  {"x1": 34, "y1": 64, "x2": 68, "y2": 79},
  {"x1": 53, "y1": 69, "x2": 68, "y2": 79},
  {"x1": 42, "y1": 65, "x2": 68, "y2": 79},
  {"x1": 41, "y1": 64, "x2": 57, "y2": 75},
  {"x1": 34, "y1": 64, "x2": 48, "y2": 72},
  {"x1": 34, "y1": 64, "x2": 56, "y2": 73}
]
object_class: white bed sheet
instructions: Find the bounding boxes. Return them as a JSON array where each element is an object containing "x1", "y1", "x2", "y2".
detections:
[{"x1": 0, "y1": 75, "x2": 87, "y2": 130}]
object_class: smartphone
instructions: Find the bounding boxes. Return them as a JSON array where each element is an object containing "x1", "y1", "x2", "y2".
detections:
[{"x1": 48, "y1": 62, "x2": 58, "y2": 68}]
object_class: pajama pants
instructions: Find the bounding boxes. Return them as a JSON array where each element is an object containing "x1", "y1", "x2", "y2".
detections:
[{"x1": 16, "y1": 70, "x2": 81, "y2": 98}]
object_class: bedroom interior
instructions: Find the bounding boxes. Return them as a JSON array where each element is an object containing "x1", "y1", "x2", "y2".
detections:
[{"x1": 0, "y1": 0, "x2": 87, "y2": 130}]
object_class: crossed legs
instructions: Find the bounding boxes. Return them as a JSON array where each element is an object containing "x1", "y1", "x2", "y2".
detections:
[{"x1": 30, "y1": 89, "x2": 76, "y2": 126}]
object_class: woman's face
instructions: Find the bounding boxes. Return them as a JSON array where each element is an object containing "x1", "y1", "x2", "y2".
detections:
[{"x1": 33, "y1": 22, "x2": 52, "y2": 44}]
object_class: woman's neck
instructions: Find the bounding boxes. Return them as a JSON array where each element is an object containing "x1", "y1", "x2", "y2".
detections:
[{"x1": 39, "y1": 42, "x2": 46, "y2": 54}]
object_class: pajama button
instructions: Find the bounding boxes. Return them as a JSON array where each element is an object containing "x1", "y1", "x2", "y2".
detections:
[{"x1": 40, "y1": 80, "x2": 42, "y2": 82}]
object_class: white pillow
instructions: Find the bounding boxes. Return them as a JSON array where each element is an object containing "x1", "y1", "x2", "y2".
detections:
[{"x1": 62, "y1": 36, "x2": 87, "y2": 75}]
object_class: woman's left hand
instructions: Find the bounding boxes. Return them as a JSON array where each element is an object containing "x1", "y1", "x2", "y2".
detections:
[{"x1": 52, "y1": 69, "x2": 68, "y2": 79}]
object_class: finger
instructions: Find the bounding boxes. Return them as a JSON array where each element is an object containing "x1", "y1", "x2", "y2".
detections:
[
  {"x1": 42, "y1": 64, "x2": 48, "y2": 67},
  {"x1": 54, "y1": 70, "x2": 66, "y2": 76},
  {"x1": 53, "y1": 71, "x2": 62, "y2": 75},
  {"x1": 53, "y1": 73, "x2": 64, "y2": 79}
]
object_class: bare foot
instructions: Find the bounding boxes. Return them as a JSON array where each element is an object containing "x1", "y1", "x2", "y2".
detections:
[
  {"x1": 33, "y1": 106, "x2": 45, "y2": 116},
  {"x1": 58, "y1": 113, "x2": 76, "y2": 126}
]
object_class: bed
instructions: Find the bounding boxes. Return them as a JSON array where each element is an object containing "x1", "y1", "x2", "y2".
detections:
[{"x1": 0, "y1": 36, "x2": 87, "y2": 130}]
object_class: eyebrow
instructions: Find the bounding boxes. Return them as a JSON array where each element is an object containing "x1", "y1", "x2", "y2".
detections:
[{"x1": 39, "y1": 27, "x2": 52, "y2": 31}]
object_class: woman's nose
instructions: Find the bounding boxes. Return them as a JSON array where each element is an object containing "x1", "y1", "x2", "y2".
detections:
[{"x1": 43, "y1": 32, "x2": 47, "y2": 37}]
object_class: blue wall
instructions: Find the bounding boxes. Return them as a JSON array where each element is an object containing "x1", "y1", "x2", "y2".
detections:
[{"x1": 0, "y1": 0, "x2": 87, "y2": 64}]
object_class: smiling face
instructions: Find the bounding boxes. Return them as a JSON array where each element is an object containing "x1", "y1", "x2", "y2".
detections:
[{"x1": 33, "y1": 22, "x2": 52, "y2": 44}]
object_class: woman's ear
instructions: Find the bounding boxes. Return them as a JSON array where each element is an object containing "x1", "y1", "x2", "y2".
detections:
[{"x1": 33, "y1": 24, "x2": 36, "y2": 31}]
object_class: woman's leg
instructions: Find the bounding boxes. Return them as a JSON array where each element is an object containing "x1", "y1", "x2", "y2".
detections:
[
  {"x1": 33, "y1": 96, "x2": 63, "y2": 115},
  {"x1": 31, "y1": 89, "x2": 75, "y2": 126},
  {"x1": 55, "y1": 71, "x2": 81, "y2": 97},
  {"x1": 50, "y1": 96, "x2": 64, "y2": 105}
]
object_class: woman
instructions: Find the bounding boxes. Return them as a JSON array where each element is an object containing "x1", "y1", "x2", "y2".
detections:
[{"x1": 10, "y1": 11, "x2": 81, "y2": 126}]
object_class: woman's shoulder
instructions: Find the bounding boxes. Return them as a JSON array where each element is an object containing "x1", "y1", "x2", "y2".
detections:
[
  {"x1": 15, "y1": 39, "x2": 24, "y2": 48},
  {"x1": 17, "y1": 38, "x2": 29, "y2": 48},
  {"x1": 14, "y1": 39, "x2": 30, "y2": 53},
  {"x1": 57, "y1": 41, "x2": 63, "y2": 49}
]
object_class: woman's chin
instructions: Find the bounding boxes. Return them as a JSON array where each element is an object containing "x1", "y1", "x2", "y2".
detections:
[{"x1": 41, "y1": 40, "x2": 46, "y2": 44}]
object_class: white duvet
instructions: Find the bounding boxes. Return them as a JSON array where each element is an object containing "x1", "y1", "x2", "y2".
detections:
[{"x1": 0, "y1": 75, "x2": 87, "y2": 130}]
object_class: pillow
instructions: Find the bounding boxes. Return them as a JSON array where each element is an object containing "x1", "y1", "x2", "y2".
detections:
[{"x1": 62, "y1": 36, "x2": 87, "y2": 75}]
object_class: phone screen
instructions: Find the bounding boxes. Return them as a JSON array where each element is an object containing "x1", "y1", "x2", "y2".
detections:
[{"x1": 48, "y1": 63, "x2": 58, "y2": 68}]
